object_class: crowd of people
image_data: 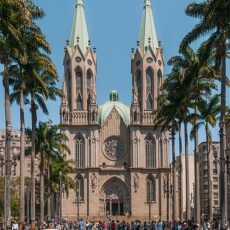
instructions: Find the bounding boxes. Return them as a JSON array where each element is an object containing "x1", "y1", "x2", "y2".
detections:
[
  {"x1": 2, "y1": 218, "x2": 229, "y2": 230},
  {"x1": 35, "y1": 218, "x2": 229, "y2": 230}
]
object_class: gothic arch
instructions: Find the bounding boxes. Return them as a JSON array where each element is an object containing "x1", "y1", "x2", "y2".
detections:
[
  {"x1": 146, "y1": 174, "x2": 156, "y2": 202},
  {"x1": 146, "y1": 68, "x2": 154, "y2": 110},
  {"x1": 145, "y1": 134, "x2": 156, "y2": 168},
  {"x1": 76, "y1": 173, "x2": 84, "y2": 201},
  {"x1": 66, "y1": 69, "x2": 72, "y2": 110},
  {"x1": 75, "y1": 66, "x2": 83, "y2": 94},
  {"x1": 157, "y1": 69, "x2": 162, "y2": 95},
  {"x1": 136, "y1": 70, "x2": 142, "y2": 108},
  {"x1": 87, "y1": 69, "x2": 93, "y2": 94},
  {"x1": 75, "y1": 133, "x2": 85, "y2": 168},
  {"x1": 100, "y1": 177, "x2": 129, "y2": 201}
]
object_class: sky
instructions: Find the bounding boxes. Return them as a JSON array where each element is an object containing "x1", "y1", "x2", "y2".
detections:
[{"x1": 0, "y1": 0, "x2": 229, "y2": 155}]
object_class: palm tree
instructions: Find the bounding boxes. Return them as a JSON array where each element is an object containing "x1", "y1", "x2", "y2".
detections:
[
  {"x1": 9, "y1": 18, "x2": 52, "y2": 224},
  {"x1": 0, "y1": 1, "x2": 33, "y2": 228},
  {"x1": 193, "y1": 95, "x2": 221, "y2": 220},
  {"x1": 50, "y1": 156, "x2": 76, "y2": 221},
  {"x1": 180, "y1": 1, "x2": 230, "y2": 225},
  {"x1": 35, "y1": 121, "x2": 70, "y2": 223},
  {"x1": 162, "y1": 44, "x2": 217, "y2": 221}
]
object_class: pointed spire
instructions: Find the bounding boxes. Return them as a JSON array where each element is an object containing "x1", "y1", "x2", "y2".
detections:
[
  {"x1": 69, "y1": 0, "x2": 89, "y2": 54},
  {"x1": 139, "y1": 0, "x2": 158, "y2": 54}
]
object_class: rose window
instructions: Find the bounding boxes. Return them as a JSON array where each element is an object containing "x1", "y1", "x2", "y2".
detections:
[{"x1": 103, "y1": 136, "x2": 126, "y2": 160}]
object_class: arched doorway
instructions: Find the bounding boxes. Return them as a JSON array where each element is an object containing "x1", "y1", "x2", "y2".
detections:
[{"x1": 100, "y1": 177, "x2": 130, "y2": 216}]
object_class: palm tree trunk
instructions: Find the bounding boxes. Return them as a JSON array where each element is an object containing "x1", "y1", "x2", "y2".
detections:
[
  {"x1": 40, "y1": 153, "x2": 44, "y2": 225},
  {"x1": 194, "y1": 107, "x2": 200, "y2": 224},
  {"x1": 172, "y1": 128, "x2": 176, "y2": 220},
  {"x1": 31, "y1": 99, "x2": 37, "y2": 229},
  {"x1": 179, "y1": 123, "x2": 183, "y2": 221},
  {"x1": 219, "y1": 40, "x2": 227, "y2": 229},
  {"x1": 59, "y1": 176, "x2": 62, "y2": 221},
  {"x1": 3, "y1": 63, "x2": 12, "y2": 230},
  {"x1": 184, "y1": 121, "x2": 190, "y2": 220},
  {"x1": 206, "y1": 123, "x2": 212, "y2": 221},
  {"x1": 19, "y1": 83, "x2": 25, "y2": 225},
  {"x1": 47, "y1": 162, "x2": 51, "y2": 222}
]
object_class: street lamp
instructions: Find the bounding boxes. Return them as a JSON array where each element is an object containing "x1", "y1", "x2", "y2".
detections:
[
  {"x1": 73, "y1": 186, "x2": 81, "y2": 221},
  {"x1": 147, "y1": 178, "x2": 152, "y2": 223}
]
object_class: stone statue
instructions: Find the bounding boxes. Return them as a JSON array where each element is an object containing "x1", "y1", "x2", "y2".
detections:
[
  {"x1": 91, "y1": 173, "x2": 97, "y2": 190},
  {"x1": 133, "y1": 173, "x2": 139, "y2": 192}
]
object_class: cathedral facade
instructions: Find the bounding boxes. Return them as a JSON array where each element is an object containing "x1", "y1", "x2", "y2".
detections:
[{"x1": 60, "y1": 0, "x2": 171, "y2": 220}]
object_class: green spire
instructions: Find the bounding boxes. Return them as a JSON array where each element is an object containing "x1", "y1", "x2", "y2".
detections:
[
  {"x1": 69, "y1": 0, "x2": 89, "y2": 53},
  {"x1": 139, "y1": 0, "x2": 158, "y2": 54}
]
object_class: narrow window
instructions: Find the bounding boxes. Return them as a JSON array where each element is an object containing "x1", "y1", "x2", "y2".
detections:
[
  {"x1": 76, "y1": 68, "x2": 83, "y2": 94},
  {"x1": 146, "y1": 68, "x2": 153, "y2": 110},
  {"x1": 76, "y1": 174, "x2": 84, "y2": 201},
  {"x1": 67, "y1": 70, "x2": 72, "y2": 110},
  {"x1": 147, "y1": 175, "x2": 156, "y2": 202},
  {"x1": 76, "y1": 134, "x2": 85, "y2": 168},
  {"x1": 157, "y1": 70, "x2": 162, "y2": 95},
  {"x1": 136, "y1": 70, "x2": 142, "y2": 108},
  {"x1": 146, "y1": 135, "x2": 156, "y2": 168}
]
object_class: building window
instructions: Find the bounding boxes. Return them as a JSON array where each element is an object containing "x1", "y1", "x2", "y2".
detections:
[
  {"x1": 76, "y1": 134, "x2": 85, "y2": 168},
  {"x1": 157, "y1": 70, "x2": 162, "y2": 95},
  {"x1": 147, "y1": 175, "x2": 156, "y2": 202},
  {"x1": 87, "y1": 69, "x2": 93, "y2": 94},
  {"x1": 76, "y1": 95, "x2": 83, "y2": 110},
  {"x1": 213, "y1": 169, "x2": 218, "y2": 175},
  {"x1": 146, "y1": 94, "x2": 153, "y2": 110},
  {"x1": 145, "y1": 134, "x2": 156, "y2": 168},
  {"x1": 214, "y1": 200, "x2": 218, "y2": 206},
  {"x1": 136, "y1": 70, "x2": 142, "y2": 109},
  {"x1": 214, "y1": 193, "x2": 218, "y2": 199},
  {"x1": 76, "y1": 68, "x2": 83, "y2": 94},
  {"x1": 76, "y1": 174, "x2": 84, "y2": 201},
  {"x1": 213, "y1": 177, "x2": 218, "y2": 182},
  {"x1": 67, "y1": 70, "x2": 72, "y2": 110},
  {"x1": 146, "y1": 68, "x2": 153, "y2": 110},
  {"x1": 213, "y1": 185, "x2": 218, "y2": 190}
]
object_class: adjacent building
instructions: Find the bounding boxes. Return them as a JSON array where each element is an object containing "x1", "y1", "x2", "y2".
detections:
[
  {"x1": 198, "y1": 141, "x2": 220, "y2": 221},
  {"x1": 60, "y1": 0, "x2": 171, "y2": 220},
  {"x1": 0, "y1": 130, "x2": 38, "y2": 178},
  {"x1": 175, "y1": 154, "x2": 195, "y2": 220}
]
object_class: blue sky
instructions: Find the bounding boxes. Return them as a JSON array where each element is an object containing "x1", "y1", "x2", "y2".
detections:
[{"x1": 0, "y1": 0, "x2": 229, "y2": 155}]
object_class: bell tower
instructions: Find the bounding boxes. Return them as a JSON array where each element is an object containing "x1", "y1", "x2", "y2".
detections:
[
  {"x1": 131, "y1": 0, "x2": 164, "y2": 125},
  {"x1": 60, "y1": 0, "x2": 98, "y2": 125}
]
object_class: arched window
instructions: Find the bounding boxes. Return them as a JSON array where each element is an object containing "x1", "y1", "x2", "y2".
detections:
[
  {"x1": 146, "y1": 68, "x2": 153, "y2": 110},
  {"x1": 146, "y1": 135, "x2": 156, "y2": 168},
  {"x1": 147, "y1": 175, "x2": 156, "y2": 202},
  {"x1": 76, "y1": 174, "x2": 84, "y2": 201},
  {"x1": 87, "y1": 69, "x2": 93, "y2": 94},
  {"x1": 76, "y1": 95, "x2": 83, "y2": 110},
  {"x1": 147, "y1": 93, "x2": 153, "y2": 110},
  {"x1": 136, "y1": 70, "x2": 142, "y2": 108},
  {"x1": 157, "y1": 70, "x2": 162, "y2": 95},
  {"x1": 67, "y1": 70, "x2": 72, "y2": 110},
  {"x1": 76, "y1": 133, "x2": 85, "y2": 168},
  {"x1": 76, "y1": 68, "x2": 83, "y2": 94}
]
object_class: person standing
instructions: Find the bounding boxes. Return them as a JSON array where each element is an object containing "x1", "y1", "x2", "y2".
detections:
[{"x1": 79, "y1": 219, "x2": 85, "y2": 230}]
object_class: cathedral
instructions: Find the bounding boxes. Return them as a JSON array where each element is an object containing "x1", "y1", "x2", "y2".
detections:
[{"x1": 60, "y1": 0, "x2": 171, "y2": 220}]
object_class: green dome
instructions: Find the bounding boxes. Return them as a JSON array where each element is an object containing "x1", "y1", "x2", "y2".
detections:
[{"x1": 98, "y1": 91, "x2": 130, "y2": 126}]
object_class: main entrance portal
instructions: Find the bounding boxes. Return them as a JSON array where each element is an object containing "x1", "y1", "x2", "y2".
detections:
[
  {"x1": 100, "y1": 178, "x2": 129, "y2": 216},
  {"x1": 105, "y1": 195, "x2": 124, "y2": 215}
]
